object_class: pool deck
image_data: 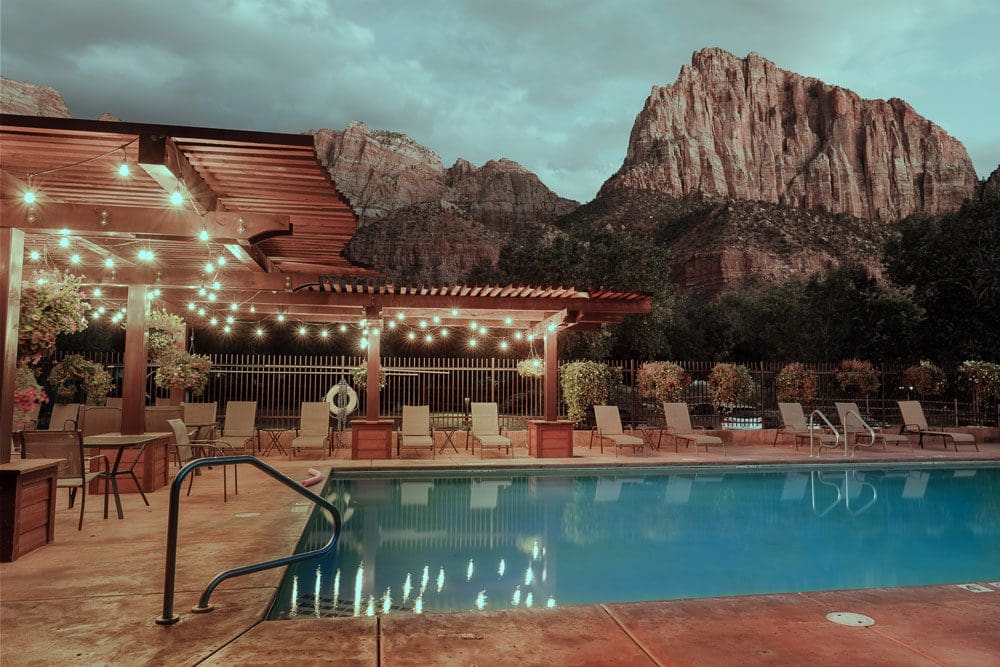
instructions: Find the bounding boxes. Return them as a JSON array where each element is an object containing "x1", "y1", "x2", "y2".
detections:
[{"x1": 2, "y1": 440, "x2": 999, "y2": 665}]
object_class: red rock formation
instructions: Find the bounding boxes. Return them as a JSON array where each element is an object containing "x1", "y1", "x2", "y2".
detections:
[
  {"x1": 0, "y1": 77, "x2": 70, "y2": 117},
  {"x1": 601, "y1": 48, "x2": 979, "y2": 221},
  {"x1": 983, "y1": 166, "x2": 1000, "y2": 201}
]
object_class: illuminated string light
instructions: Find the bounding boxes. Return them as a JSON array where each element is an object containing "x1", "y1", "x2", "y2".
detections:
[
  {"x1": 298, "y1": 326, "x2": 307, "y2": 336},
  {"x1": 97, "y1": 306, "x2": 106, "y2": 314},
  {"x1": 255, "y1": 327, "x2": 264, "y2": 337},
  {"x1": 137, "y1": 248, "x2": 154, "y2": 262},
  {"x1": 499, "y1": 340, "x2": 508, "y2": 351},
  {"x1": 339, "y1": 324, "x2": 347, "y2": 333},
  {"x1": 418, "y1": 320, "x2": 427, "y2": 329},
  {"x1": 277, "y1": 313, "x2": 286, "y2": 322},
  {"x1": 451, "y1": 309, "x2": 459, "y2": 316},
  {"x1": 432, "y1": 315, "x2": 440, "y2": 324},
  {"x1": 249, "y1": 305, "x2": 255, "y2": 313},
  {"x1": 547, "y1": 322, "x2": 557, "y2": 332},
  {"x1": 230, "y1": 303, "x2": 238, "y2": 311},
  {"x1": 387, "y1": 320, "x2": 396, "y2": 329},
  {"x1": 320, "y1": 329, "x2": 329, "y2": 338},
  {"x1": 118, "y1": 162, "x2": 130, "y2": 177},
  {"x1": 207, "y1": 292, "x2": 216, "y2": 301},
  {"x1": 407, "y1": 331, "x2": 416, "y2": 341},
  {"x1": 440, "y1": 328, "x2": 449, "y2": 337},
  {"x1": 468, "y1": 338, "x2": 478, "y2": 347},
  {"x1": 69, "y1": 254, "x2": 80, "y2": 264},
  {"x1": 396, "y1": 312, "x2": 405, "y2": 320},
  {"x1": 92, "y1": 288, "x2": 102, "y2": 297},
  {"x1": 359, "y1": 338, "x2": 368, "y2": 349},
  {"x1": 216, "y1": 256, "x2": 226, "y2": 266},
  {"x1": 170, "y1": 191, "x2": 183, "y2": 206},
  {"x1": 470, "y1": 321, "x2": 478, "y2": 330},
  {"x1": 152, "y1": 288, "x2": 161, "y2": 297},
  {"x1": 204, "y1": 262, "x2": 214, "y2": 273},
  {"x1": 187, "y1": 302, "x2": 195, "y2": 310},
  {"x1": 504, "y1": 317, "x2": 513, "y2": 326},
  {"x1": 424, "y1": 334, "x2": 433, "y2": 343},
  {"x1": 222, "y1": 325, "x2": 231, "y2": 333},
  {"x1": 478, "y1": 326, "x2": 488, "y2": 335},
  {"x1": 209, "y1": 317, "x2": 218, "y2": 326},
  {"x1": 212, "y1": 281, "x2": 221, "y2": 290},
  {"x1": 197, "y1": 308, "x2": 206, "y2": 316},
  {"x1": 514, "y1": 331, "x2": 523, "y2": 341},
  {"x1": 104, "y1": 257, "x2": 115, "y2": 268},
  {"x1": 29, "y1": 250, "x2": 41, "y2": 261},
  {"x1": 59, "y1": 237, "x2": 70, "y2": 248},
  {"x1": 91, "y1": 311, "x2": 100, "y2": 320},
  {"x1": 198, "y1": 227, "x2": 209, "y2": 242},
  {"x1": 226, "y1": 315, "x2": 235, "y2": 324},
  {"x1": 23, "y1": 190, "x2": 36, "y2": 204}
]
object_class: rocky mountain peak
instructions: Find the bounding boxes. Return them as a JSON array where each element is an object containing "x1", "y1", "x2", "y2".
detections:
[
  {"x1": 1, "y1": 77, "x2": 71, "y2": 117},
  {"x1": 601, "y1": 48, "x2": 979, "y2": 221}
]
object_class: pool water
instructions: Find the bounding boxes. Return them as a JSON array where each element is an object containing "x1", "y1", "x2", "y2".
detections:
[{"x1": 269, "y1": 465, "x2": 1000, "y2": 619}]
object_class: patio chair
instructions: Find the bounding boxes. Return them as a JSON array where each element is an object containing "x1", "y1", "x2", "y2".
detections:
[
  {"x1": 898, "y1": 401, "x2": 979, "y2": 452},
  {"x1": 215, "y1": 401, "x2": 258, "y2": 454},
  {"x1": 397, "y1": 405, "x2": 435, "y2": 458},
  {"x1": 47, "y1": 403, "x2": 80, "y2": 430},
  {"x1": 590, "y1": 405, "x2": 644, "y2": 456},
  {"x1": 775, "y1": 402, "x2": 839, "y2": 450},
  {"x1": 19, "y1": 429, "x2": 108, "y2": 530},
  {"x1": 836, "y1": 402, "x2": 911, "y2": 453},
  {"x1": 662, "y1": 402, "x2": 725, "y2": 454},
  {"x1": 167, "y1": 418, "x2": 237, "y2": 501},
  {"x1": 78, "y1": 406, "x2": 122, "y2": 437},
  {"x1": 16, "y1": 402, "x2": 42, "y2": 431},
  {"x1": 144, "y1": 405, "x2": 182, "y2": 432},
  {"x1": 290, "y1": 402, "x2": 331, "y2": 460},
  {"x1": 470, "y1": 402, "x2": 512, "y2": 458},
  {"x1": 182, "y1": 402, "x2": 219, "y2": 439}
]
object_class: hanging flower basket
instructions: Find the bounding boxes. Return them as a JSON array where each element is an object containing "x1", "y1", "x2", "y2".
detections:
[
  {"x1": 13, "y1": 364, "x2": 49, "y2": 428},
  {"x1": 901, "y1": 361, "x2": 947, "y2": 397},
  {"x1": 517, "y1": 358, "x2": 545, "y2": 379},
  {"x1": 154, "y1": 349, "x2": 212, "y2": 397},
  {"x1": 352, "y1": 362, "x2": 387, "y2": 390},
  {"x1": 147, "y1": 310, "x2": 185, "y2": 363},
  {"x1": 18, "y1": 269, "x2": 89, "y2": 363},
  {"x1": 774, "y1": 363, "x2": 817, "y2": 403},
  {"x1": 835, "y1": 359, "x2": 880, "y2": 396},
  {"x1": 636, "y1": 362, "x2": 691, "y2": 403},
  {"x1": 48, "y1": 354, "x2": 114, "y2": 405}
]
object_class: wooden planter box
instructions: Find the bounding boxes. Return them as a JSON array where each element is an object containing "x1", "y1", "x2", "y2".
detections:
[
  {"x1": 87, "y1": 433, "x2": 172, "y2": 495},
  {"x1": 351, "y1": 419, "x2": 394, "y2": 460},
  {"x1": 528, "y1": 420, "x2": 574, "y2": 458},
  {"x1": 1, "y1": 459, "x2": 61, "y2": 562}
]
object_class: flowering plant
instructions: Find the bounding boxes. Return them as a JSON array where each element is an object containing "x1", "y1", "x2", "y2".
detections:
[
  {"x1": 147, "y1": 310, "x2": 185, "y2": 362},
  {"x1": 17, "y1": 269, "x2": 89, "y2": 363},
  {"x1": 13, "y1": 364, "x2": 49, "y2": 428},
  {"x1": 707, "y1": 363, "x2": 756, "y2": 406},
  {"x1": 517, "y1": 357, "x2": 545, "y2": 379},
  {"x1": 902, "y1": 361, "x2": 947, "y2": 397},
  {"x1": 774, "y1": 363, "x2": 817, "y2": 403},
  {"x1": 351, "y1": 362, "x2": 387, "y2": 390},
  {"x1": 560, "y1": 361, "x2": 619, "y2": 424},
  {"x1": 48, "y1": 354, "x2": 114, "y2": 405},
  {"x1": 154, "y1": 349, "x2": 212, "y2": 396},
  {"x1": 835, "y1": 359, "x2": 880, "y2": 395},
  {"x1": 636, "y1": 362, "x2": 691, "y2": 403},
  {"x1": 959, "y1": 360, "x2": 1000, "y2": 402}
]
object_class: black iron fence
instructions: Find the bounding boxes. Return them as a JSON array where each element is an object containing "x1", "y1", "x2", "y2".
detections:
[{"x1": 46, "y1": 353, "x2": 999, "y2": 429}]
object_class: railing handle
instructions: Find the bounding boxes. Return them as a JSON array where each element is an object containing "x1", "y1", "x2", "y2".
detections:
[
  {"x1": 155, "y1": 455, "x2": 341, "y2": 626},
  {"x1": 807, "y1": 409, "x2": 841, "y2": 458}
]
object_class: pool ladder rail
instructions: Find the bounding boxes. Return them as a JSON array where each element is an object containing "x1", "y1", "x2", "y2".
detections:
[
  {"x1": 807, "y1": 409, "x2": 842, "y2": 457},
  {"x1": 155, "y1": 455, "x2": 342, "y2": 626}
]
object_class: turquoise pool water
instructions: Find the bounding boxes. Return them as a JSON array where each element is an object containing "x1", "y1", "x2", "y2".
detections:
[{"x1": 268, "y1": 465, "x2": 1000, "y2": 619}]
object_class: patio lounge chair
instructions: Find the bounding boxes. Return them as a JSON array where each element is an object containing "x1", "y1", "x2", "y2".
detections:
[
  {"x1": 590, "y1": 405, "x2": 644, "y2": 456},
  {"x1": 215, "y1": 401, "x2": 258, "y2": 454},
  {"x1": 397, "y1": 405, "x2": 435, "y2": 458},
  {"x1": 898, "y1": 400, "x2": 978, "y2": 451},
  {"x1": 167, "y1": 418, "x2": 237, "y2": 500},
  {"x1": 19, "y1": 429, "x2": 108, "y2": 530},
  {"x1": 47, "y1": 403, "x2": 80, "y2": 430},
  {"x1": 662, "y1": 402, "x2": 725, "y2": 454},
  {"x1": 775, "y1": 402, "x2": 838, "y2": 450},
  {"x1": 470, "y1": 402, "x2": 512, "y2": 458},
  {"x1": 78, "y1": 406, "x2": 121, "y2": 437},
  {"x1": 290, "y1": 402, "x2": 331, "y2": 460},
  {"x1": 144, "y1": 405, "x2": 182, "y2": 432},
  {"x1": 836, "y1": 402, "x2": 911, "y2": 453}
]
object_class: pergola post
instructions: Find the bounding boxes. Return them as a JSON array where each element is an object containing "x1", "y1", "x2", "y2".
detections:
[
  {"x1": 1, "y1": 228, "x2": 25, "y2": 464},
  {"x1": 351, "y1": 306, "x2": 392, "y2": 459},
  {"x1": 121, "y1": 285, "x2": 149, "y2": 435},
  {"x1": 365, "y1": 307, "x2": 381, "y2": 421},
  {"x1": 543, "y1": 331, "x2": 558, "y2": 421}
]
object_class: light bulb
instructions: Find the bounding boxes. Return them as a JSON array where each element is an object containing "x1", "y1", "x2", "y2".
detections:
[
  {"x1": 255, "y1": 328, "x2": 264, "y2": 337},
  {"x1": 504, "y1": 317, "x2": 513, "y2": 326},
  {"x1": 91, "y1": 311, "x2": 100, "y2": 320},
  {"x1": 212, "y1": 281, "x2": 220, "y2": 290},
  {"x1": 197, "y1": 308, "x2": 206, "y2": 316},
  {"x1": 547, "y1": 322, "x2": 557, "y2": 332},
  {"x1": 470, "y1": 321, "x2": 477, "y2": 330},
  {"x1": 187, "y1": 302, "x2": 195, "y2": 310},
  {"x1": 360, "y1": 338, "x2": 368, "y2": 348},
  {"x1": 198, "y1": 228, "x2": 209, "y2": 242},
  {"x1": 59, "y1": 237, "x2": 70, "y2": 248},
  {"x1": 170, "y1": 191, "x2": 183, "y2": 206},
  {"x1": 440, "y1": 328, "x2": 449, "y2": 337},
  {"x1": 97, "y1": 306, "x2": 106, "y2": 314},
  {"x1": 432, "y1": 315, "x2": 440, "y2": 324},
  {"x1": 277, "y1": 313, "x2": 285, "y2": 322},
  {"x1": 249, "y1": 305, "x2": 255, "y2": 313},
  {"x1": 209, "y1": 317, "x2": 218, "y2": 326},
  {"x1": 419, "y1": 320, "x2": 428, "y2": 329},
  {"x1": 387, "y1": 320, "x2": 396, "y2": 329},
  {"x1": 407, "y1": 331, "x2": 416, "y2": 340},
  {"x1": 204, "y1": 262, "x2": 214, "y2": 273},
  {"x1": 468, "y1": 338, "x2": 478, "y2": 347},
  {"x1": 320, "y1": 329, "x2": 329, "y2": 337},
  {"x1": 92, "y1": 288, "x2": 102, "y2": 297},
  {"x1": 499, "y1": 341, "x2": 509, "y2": 350},
  {"x1": 451, "y1": 309, "x2": 459, "y2": 316},
  {"x1": 424, "y1": 334, "x2": 433, "y2": 343},
  {"x1": 216, "y1": 256, "x2": 226, "y2": 266},
  {"x1": 29, "y1": 250, "x2": 40, "y2": 261},
  {"x1": 514, "y1": 331, "x2": 523, "y2": 340},
  {"x1": 70, "y1": 254, "x2": 80, "y2": 264},
  {"x1": 104, "y1": 257, "x2": 114, "y2": 268},
  {"x1": 339, "y1": 324, "x2": 347, "y2": 333},
  {"x1": 223, "y1": 325, "x2": 231, "y2": 333},
  {"x1": 118, "y1": 163, "x2": 130, "y2": 177},
  {"x1": 479, "y1": 326, "x2": 488, "y2": 335},
  {"x1": 23, "y1": 191, "x2": 36, "y2": 204},
  {"x1": 208, "y1": 292, "x2": 216, "y2": 301},
  {"x1": 198, "y1": 287, "x2": 207, "y2": 296},
  {"x1": 298, "y1": 326, "x2": 307, "y2": 335},
  {"x1": 396, "y1": 312, "x2": 405, "y2": 320},
  {"x1": 226, "y1": 315, "x2": 234, "y2": 324},
  {"x1": 230, "y1": 303, "x2": 238, "y2": 311}
]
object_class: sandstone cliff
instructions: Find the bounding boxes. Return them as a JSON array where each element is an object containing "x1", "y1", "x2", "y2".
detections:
[
  {"x1": 601, "y1": 48, "x2": 979, "y2": 221},
  {"x1": 983, "y1": 166, "x2": 1000, "y2": 201},
  {"x1": 0, "y1": 77, "x2": 71, "y2": 117}
]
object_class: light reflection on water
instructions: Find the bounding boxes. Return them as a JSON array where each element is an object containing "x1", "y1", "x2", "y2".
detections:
[{"x1": 270, "y1": 466, "x2": 1000, "y2": 619}]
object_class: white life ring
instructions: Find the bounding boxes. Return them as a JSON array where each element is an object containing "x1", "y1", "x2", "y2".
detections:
[{"x1": 325, "y1": 384, "x2": 358, "y2": 417}]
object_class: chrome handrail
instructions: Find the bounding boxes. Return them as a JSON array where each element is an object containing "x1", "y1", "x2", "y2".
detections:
[
  {"x1": 810, "y1": 470, "x2": 843, "y2": 517},
  {"x1": 844, "y1": 409, "x2": 877, "y2": 456},
  {"x1": 843, "y1": 470, "x2": 879, "y2": 515},
  {"x1": 155, "y1": 455, "x2": 341, "y2": 626},
  {"x1": 808, "y1": 409, "x2": 842, "y2": 457}
]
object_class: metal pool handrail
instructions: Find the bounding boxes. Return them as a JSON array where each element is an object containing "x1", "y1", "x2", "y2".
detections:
[
  {"x1": 844, "y1": 408, "x2": 877, "y2": 456},
  {"x1": 154, "y1": 455, "x2": 341, "y2": 626},
  {"x1": 808, "y1": 409, "x2": 842, "y2": 458}
]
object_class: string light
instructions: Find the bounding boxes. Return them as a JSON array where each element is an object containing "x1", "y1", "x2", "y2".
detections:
[
  {"x1": 339, "y1": 324, "x2": 347, "y2": 333},
  {"x1": 424, "y1": 334, "x2": 433, "y2": 344},
  {"x1": 320, "y1": 329, "x2": 329, "y2": 338},
  {"x1": 118, "y1": 162, "x2": 130, "y2": 177},
  {"x1": 468, "y1": 338, "x2": 478, "y2": 347},
  {"x1": 223, "y1": 325, "x2": 231, "y2": 333},
  {"x1": 249, "y1": 305, "x2": 255, "y2": 313},
  {"x1": 69, "y1": 253, "x2": 80, "y2": 264},
  {"x1": 209, "y1": 317, "x2": 218, "y2": 326},
  {"x1": 187, "y1": 302, "x2": 195, "y2": 310},
  {"x1": 29, "y1": 250, "x2": 40, "y2": 261},
  {"x1": 230, "y1": 303, "x2": 238, "y2": 311},
  {"x1": 547, "y1": 322, "x2": 557, "y2": 332},
  {"x1": 97, "y1": 306, "x2": 106, "y2": 314},
  {"x1": 470, "y1": 321, "x2": 478, "y2": 330},
  {"x1": 197, "y1": 287, "x2": 207, "y2": 296},
  {"x1": 418, "y1": 320, "x2": 427, "y2": 329},
  {"x1": 298, "y1": 326, "x2": 307, "y2": 335},
  {"x1": 216, "y1": 256, "x2": 226, "y2": 266},
  {"x1": 23, "y1": 190, "x2": 36, "y2": 204},
  {"x1": 91, "y1": 311, "x2": 100, "y2": 320},
  {"x1": 514, "y1": 331, "x2": 523, "y2": 341},
  {"x1": 396, "y1": 312, "x2": 405, "y2": 320},
  {"x1": 432, "y1": 315, "x2": 440, "y2": 324},
  {"x1": 440, "y1": 328, "x2": 449, "y2": 337},
  {"x1": 387, "y1": 320, "x2": 396, "y2": 329},
  {"x1": 170, "y1": 191, "x2": 183, "y2": 206},
  {"x1": 499, "y1": 341, "x2": 509, "y2": 351},
  {"x1": 277, "y1": 313, "x2": 286, "y2": 322},
  {"x1": 197, "y1": 307, "x2": 206, "y2": 316},
  {"x1": 59, "y1": 237, "x2": 70, "y2": 248},
  {"x1": 204, "y1": 262, "x2": 214, "y2": 273},
  {"x1": 359, "y1": 338, "x2": 368, "y2": 349},
  {"x1": 198, "y1": 227, "x2": 209, "y2": 242},
  {"x1": 451, "y1": 309, "x2": 459, "y2": 316},
  {"x1": 208, "y1": 292, "x2": 216, "y2": 301},
  {"x1": 137, "y1": 248, "x2": 154, "y2": 262},
  {"x1": 226, "y1": 315, "x2": 235, "y2": 324},
  {"x1": 92, "y1": 288, "x2": 102, "y2": 297},
  {"x1": 479, "y1": 326, "x2": 488, "y2": 335},
  {"x1": 504, "y1": 317, "x2": 513, "y2": 326},
  {"x1": 255, "y1": 327, "x2": 264, "y2": 337},
  {"x1": 407, "y1": 331, "x2": 416, "y2": 341},
  {"x1": 212, "y1": 281, "x2": 221, "y2": 290},
  {"x1": 104, "y1": 257, "x2": 115, "y2": 268}
]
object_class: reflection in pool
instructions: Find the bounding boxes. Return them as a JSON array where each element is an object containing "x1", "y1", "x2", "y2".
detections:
[{"x1": 269, "y1": 466, "x2": 1000, "y2": 619}]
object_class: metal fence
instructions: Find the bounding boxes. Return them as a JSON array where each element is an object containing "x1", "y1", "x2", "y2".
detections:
[{"x1": 46, "y1": 353, "x2": 999, "y2": 429}]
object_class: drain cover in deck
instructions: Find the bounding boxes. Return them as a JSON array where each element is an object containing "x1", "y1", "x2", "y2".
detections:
[{"x1": 826, "y1": 612, "x2": 875, "y2": 627}]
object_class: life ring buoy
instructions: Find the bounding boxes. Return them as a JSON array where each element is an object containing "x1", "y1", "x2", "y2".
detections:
[{"x1": 325, "y1": 384, "x2": 358, "y2": 417}]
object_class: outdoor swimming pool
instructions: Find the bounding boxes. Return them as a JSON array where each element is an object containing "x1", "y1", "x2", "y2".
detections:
[{"x1": 269, "y1": 464, "x2": 1000, "y2": 619}]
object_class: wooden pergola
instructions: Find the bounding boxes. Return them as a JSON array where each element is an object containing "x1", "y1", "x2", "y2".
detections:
[{"x1": 1, "y1": 114, "x2": 651, "y2": 463}]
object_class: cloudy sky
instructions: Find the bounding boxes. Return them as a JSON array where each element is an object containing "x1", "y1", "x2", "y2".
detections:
[{"x1": 2, "y1": 0, "x2": 997, "y2": 202}]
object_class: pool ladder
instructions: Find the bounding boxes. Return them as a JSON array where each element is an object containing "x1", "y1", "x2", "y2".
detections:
[
  {"x1": 807, "y1": 409, "x2": 842, "y2": 457},
  {"x1": 155, "y1": 455, "x2": 342, "y2": 626}
]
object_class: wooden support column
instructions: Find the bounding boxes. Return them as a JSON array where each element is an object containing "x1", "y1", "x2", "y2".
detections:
[
  {"x1": 365, "y1": 307, "x2": 381, "y2": 421},
  {"x1": 1, "y1": 228, "x2": 24, "y2": 464},
  {"x1": 543, "y1": 330, "x2": 558, "y2": 421},
  {"x1": 121, "y1": 285, "x2": 148, "y2": 435}
]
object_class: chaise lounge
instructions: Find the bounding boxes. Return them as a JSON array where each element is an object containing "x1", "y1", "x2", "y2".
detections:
[{"x1": 898, "y1": 400, "x2": 979, "y2": 451}]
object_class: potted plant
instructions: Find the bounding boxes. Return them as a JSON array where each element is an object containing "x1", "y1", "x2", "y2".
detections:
[
  {"x1": 560, "y1": 361, "x2": 619, "y2": 425},
  {"x1": 13, "y1": 364, "x2": 49, "y2": 429},
  {"x1": 901, "y1": 361, "x2": 947, "y2": 397},
  {"x1": 517, "y1": 358, "x2": 545, "y2": 379},
  {"x1": 959, "y1": 360, "x2": 1000, "y2": 424},
  {"x1": 707, "y1": 363, "x2": 756, "y2": 408},
  {"x1": 17, "y1": 269, "x2": 89, "y2": 363},
  {"x1": 774, "y1": 363, "x2": 817, "y2": 403},
  {"x1": 835, "y1": 359, "x2": 880, "y2": 396},
  {"x1": 147, "y1": 310, "x2": 186, "y2": 362},
  {"x1": 154, "y1": 349, "x2": 213, "y2": 397},
  {"x1": 351, "y1": 361, "x2": 387, "y2": 390},
  {"x1": 48, "y1": 354, "x2": 114, "y2": 405},
  {"x1": 636, "y1": 362, "x2": 691, "y2": 405}
]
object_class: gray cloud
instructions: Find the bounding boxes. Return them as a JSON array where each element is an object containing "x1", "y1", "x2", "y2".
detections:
[{"x1": 2, "y1": 0, "x2": 997, "y2": 201}]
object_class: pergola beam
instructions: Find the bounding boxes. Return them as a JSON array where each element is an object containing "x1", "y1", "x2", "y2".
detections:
[{"x1": 138, "y1": 133, "x2": 217, "y2": 213}]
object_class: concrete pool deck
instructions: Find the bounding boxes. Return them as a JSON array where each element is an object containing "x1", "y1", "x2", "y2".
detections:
[{"x1": 1, "y1": 441, "x2": 998, "y2": 665}]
